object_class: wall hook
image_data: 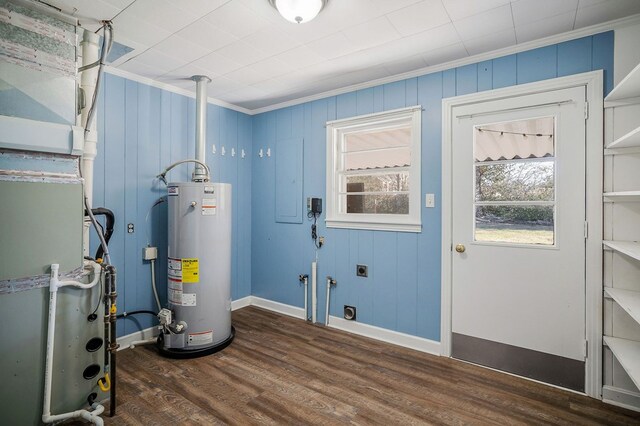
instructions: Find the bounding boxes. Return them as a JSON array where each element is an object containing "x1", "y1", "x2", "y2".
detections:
[
  {"x1": 266, "y1": 148, "x2": 271, "y2": 157},
  {"x1": 211, "y1": 144, "x2": 216, "y2": 154},
  {"x1": 231, "y1": 148, "x2": 236, "y2": 157},
  {"x1": 259, "y1": 149, "x2": 264, "y2": 158},
  {"x1": 241, "y1": 149, "x2": 246, "y2": 159},
  {"x1": 221, "y1": 146, "x2": 226, "y2": 156}
]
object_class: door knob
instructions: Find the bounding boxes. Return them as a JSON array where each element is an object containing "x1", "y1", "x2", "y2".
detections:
[{"x1": 455, "y1": 244, "x2": 466, "y2": 253}]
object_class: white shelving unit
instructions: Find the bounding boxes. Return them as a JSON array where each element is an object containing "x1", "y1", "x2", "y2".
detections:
[
  {"x1": 603, "y1": 191, "x2": 640, "y2": 202},
  {"x1": 605, "y1": 288, "x2": 640, "y2": 326},
  {"x1": 605, "y1": 62, "x2": 640, "y2": 105},
  {"x1": 606, "y1": 126, "x2": 640, "y2": 150},
  {"x1": 603, "y1": 240, "x2": 640, "y2": 261},
  {"x1": 603, "y1": 58, "x2": 640, "y2": 408},
  {"x1": 604, "y1": 337, "x2": 640, "y2": 390}
]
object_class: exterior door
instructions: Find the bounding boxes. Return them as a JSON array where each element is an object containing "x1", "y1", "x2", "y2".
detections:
[{"x1": 450, "y1": 87, "x2": 587, "y2": 392}]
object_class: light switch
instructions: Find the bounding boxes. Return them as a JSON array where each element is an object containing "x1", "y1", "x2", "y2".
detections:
[{"x1": 425, "y1": 193, "x2": 435, "y2": 208}]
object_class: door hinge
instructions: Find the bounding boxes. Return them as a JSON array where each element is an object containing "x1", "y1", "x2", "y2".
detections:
[
  {"x1": 584, "y1": 340, "x2": 588, "y2": 358},
  {"x1": 584, "y1": 221, "x2": 588, "y2": 239},
  {"x1": 584, "y1": 101, "x2": 589, "y2": 120}
]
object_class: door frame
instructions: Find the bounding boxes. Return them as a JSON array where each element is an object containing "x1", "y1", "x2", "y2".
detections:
[{"x1": 441, "y1": 71, "x2": 603, "y2": 398}]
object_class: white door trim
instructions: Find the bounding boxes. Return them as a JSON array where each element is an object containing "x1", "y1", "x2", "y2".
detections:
[{"x1": 441, "y1": 71, "x2": 603, "y2": 399}]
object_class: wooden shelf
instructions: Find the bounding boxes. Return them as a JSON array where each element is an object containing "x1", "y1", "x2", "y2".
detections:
[
  {"x1": 604, "y1": 336, "x2": 640, "y2": 390},
  {"x1": 606, "y1": 126, "x2": 640, "y2": 150},
  {"x1": 603, "y1": 191, "x2": 640, "y2": 202},
  {"x1": 603, "y1": 241, "x2": 640, "y2": 261},
  {"x1": 605, "y1": 288, "x2": 640, "y2": 326},
  {"x1": 606, "y1": 62, "x2": 640, "y2": 103}
]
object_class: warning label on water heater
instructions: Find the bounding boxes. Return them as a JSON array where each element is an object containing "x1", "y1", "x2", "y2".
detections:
[
  {"x1": 188, "y1": 330, "x2": 213, "y2": 346},
  {"x1": 202, "y1": 198, "x2": 217, "y2": 216},
  {"x1": 182, "y1": 258, "x2": 199, "y2": 283}
]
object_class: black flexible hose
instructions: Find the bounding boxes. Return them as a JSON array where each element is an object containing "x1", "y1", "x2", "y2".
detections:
[
  {"x1": 116, "y1": 310, "x2": 157, "y2": 319},
  {"x1": 86, "y1": 207, "x2": 115, "y2": 260}
]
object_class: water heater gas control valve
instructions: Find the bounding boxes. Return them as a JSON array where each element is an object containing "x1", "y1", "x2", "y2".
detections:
[{"x1": 157, "y1": 308, "x2": 172, "y2": 326}]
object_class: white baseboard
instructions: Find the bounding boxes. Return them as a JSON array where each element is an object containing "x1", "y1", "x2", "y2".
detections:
[
  {"x1": 117, "y1": 326, "x2": 159, "y2": 351},
  {"x1": 328, "y1": 316, "x2": 441, "y2": 356},
  {"x1": 118, "y1": 298, "x2": 439, "y2": 358},
  {"x1": 602, "y1": 385, "x2": 640, "y2": 412},
  {"x1": 250, "y1": 296, "x2": 306, "y2": 320},
  {"x1": 231, "y1": 296, "x2": 252, "y2": 311}
]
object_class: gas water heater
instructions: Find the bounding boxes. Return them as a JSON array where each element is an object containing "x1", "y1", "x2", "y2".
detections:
[{"x1": 157, "y1": 76, "x2": 234, "y2": 358}]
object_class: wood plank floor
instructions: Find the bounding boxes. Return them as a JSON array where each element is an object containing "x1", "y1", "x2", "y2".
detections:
[{"x1": 102, "y1": 306, "x2": 640, "y2": 425}]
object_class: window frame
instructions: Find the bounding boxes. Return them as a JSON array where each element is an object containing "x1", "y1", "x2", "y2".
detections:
[{"x1": 325, "y1": 106, "x2": 422, "y2": 232}]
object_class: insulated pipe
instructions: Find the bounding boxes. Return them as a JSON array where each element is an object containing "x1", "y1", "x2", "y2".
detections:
[
  {"x1": 106, "y1": 265, "x2": 118, "y2": 417},
  {"x1": 311, "y1": 262, "x2": 317, "y2": 323},
  {"x1": 80, "y1": 30, "x2": 101, "y2": 257},
  {"x1": 192, "y1": 75, "x2": 211, "y2": 182},
  {"x1": 43, "y1": 262, "x2": 104, "y2": 426},
  {"x1": 151, "y1": 259, "x2": 161, "y2": 311}
]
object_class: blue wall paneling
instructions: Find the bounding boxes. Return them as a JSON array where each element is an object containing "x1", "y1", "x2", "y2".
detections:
[
  {"x1": 79, "y1": 32, "x2": 613, "y2": 340},
  {"x1": 250, "y1": 32, "x2": 614, "y2": 341},
  {"x1": 92, "y1": 74, "x2": 252, "y2": 337}
]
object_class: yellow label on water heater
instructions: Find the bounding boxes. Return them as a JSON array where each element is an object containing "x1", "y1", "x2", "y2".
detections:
[{"x1": 182, "y1": 258, "x2": 199, "y2": 283}]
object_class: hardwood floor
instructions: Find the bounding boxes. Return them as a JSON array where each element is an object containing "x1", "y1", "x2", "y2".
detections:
[{"x1": 103, "y1": 306, "x2": 640, "y2": 425}]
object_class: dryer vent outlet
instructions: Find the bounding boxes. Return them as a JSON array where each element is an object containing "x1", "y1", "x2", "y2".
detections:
[{"x1": 344, "y1": 305, "x2": 356, "y2": 321}]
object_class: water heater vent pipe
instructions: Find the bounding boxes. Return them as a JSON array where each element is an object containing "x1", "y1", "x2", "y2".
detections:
[{"x1": 192, "y1": 75, "x2": 211, "y2": 182}]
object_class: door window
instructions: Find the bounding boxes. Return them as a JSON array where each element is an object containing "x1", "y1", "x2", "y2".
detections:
[{"x1": 473, "y1": 117, "x2": 555, "y2": 246}]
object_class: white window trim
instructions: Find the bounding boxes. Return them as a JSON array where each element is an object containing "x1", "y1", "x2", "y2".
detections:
[{"x1": 325, "y1": 106, "x2": 422, "y2": 233}]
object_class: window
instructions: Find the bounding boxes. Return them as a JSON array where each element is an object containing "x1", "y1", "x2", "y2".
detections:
[
  {"x1": 473, "y1": 116, "x2": 556, "y2": 246},
  {"x1": 326, "y1": 106, "x2": 422, "y2": 232}
]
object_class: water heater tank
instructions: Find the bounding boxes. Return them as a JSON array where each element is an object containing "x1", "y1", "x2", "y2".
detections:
[{"x1": 159, "y1": 182, "x2": 234, "y2": 357}]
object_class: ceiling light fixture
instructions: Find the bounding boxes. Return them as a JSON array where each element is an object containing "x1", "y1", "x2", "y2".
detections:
[{"x1": 268, "y1": 0, "x2": 327, "y2": 24}]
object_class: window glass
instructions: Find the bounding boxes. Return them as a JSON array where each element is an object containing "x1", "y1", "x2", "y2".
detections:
[
  {"x1": 326, "y1": 107, "x2": 422, "y2": 232},
  {"x1": 473, "y1": 116, "x2": 555, "y2": 246}
]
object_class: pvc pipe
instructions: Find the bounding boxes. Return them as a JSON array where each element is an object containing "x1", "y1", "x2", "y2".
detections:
[
  {"x1": 128, "y1": 337, "x2": 157, "y2": 349},
  {"x1": 303, "y1": 276, "x2": 308, "y2": 321},
  {"x1": 325, "y1": 278, "x2": 331, "y2": 326},
  {"x1": 80, "y1": 30, "x2": 101, "y2": 257},
  {"x1": 43, "y1": 262, "x2": 104, "y2": 425},
  {"x1": 311, "y1": 262, "x2": 317, "y2": 323},
  {"x1": 192, "y1": 75, "x2": 211, "y2": 182}
]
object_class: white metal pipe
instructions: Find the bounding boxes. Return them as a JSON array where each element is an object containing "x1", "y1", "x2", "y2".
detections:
[
  {"x1": 192, "y1": 75, "x2": 211, "y2": 182},
  {"x1": 303, "y1": 276, "x2": 308, "y2": 321},
  {"x1": 80, "y1": 30, "x2": 101, "y2": 257},
  {"x1": 43, "y1": 262, "x2": 104, "y2": 425},
  {"x1": 128, "y1": 337, "x2": 157, "y2": 349},
  {"x1": 311, "y1": 262, "x2": 317, "y2": 323},
  {"x1": 325, "y1": 278, "x2": 330, "y2": 326}
]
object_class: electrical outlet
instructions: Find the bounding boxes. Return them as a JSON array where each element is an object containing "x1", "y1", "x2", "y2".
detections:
[
  {"x1": 143, "y1": 246, "x2": 157, "y2": 260},
  {"x1": 356, "y1": 264, "x2": 368, "y2": 277},
  {"x1": 127, "y1": 223, "x2": 134, "y2": 234}
]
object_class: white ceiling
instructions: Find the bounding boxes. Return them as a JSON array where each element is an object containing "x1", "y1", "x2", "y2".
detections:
[{"x1": 43, "y1": 0, "x2": 640, "y2": 111}]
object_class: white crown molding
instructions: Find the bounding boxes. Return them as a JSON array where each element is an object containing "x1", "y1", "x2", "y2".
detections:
[
  {"x1": 105, "y1": 13, "x2": 640, "y2": 116},
  {"x1": 103, "y1": 66, "x2": 254, "y2": 116},
  {"x1": 251, "y1": 13, "x2": 640, "y2": 115}
]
